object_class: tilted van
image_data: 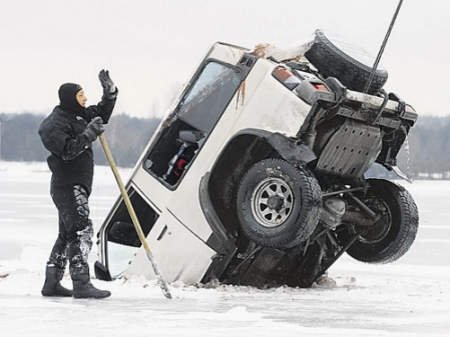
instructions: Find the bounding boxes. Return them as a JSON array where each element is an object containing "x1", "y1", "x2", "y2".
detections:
[{"x1": 95, "y1": 31, "x2": 419, "y2": 287}]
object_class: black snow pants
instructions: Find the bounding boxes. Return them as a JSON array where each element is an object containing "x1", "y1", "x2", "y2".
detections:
[{"x1": 46, "y1": 184, "x2": 93, "y2": 282}]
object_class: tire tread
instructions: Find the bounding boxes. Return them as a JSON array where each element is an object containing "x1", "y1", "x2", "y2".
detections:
[
  {"x1": 237, "y1": 159, "x2": 322, "y2": 248},
  {"x1": 346, "y1": 179, "x2": 419, "y2": 264}
]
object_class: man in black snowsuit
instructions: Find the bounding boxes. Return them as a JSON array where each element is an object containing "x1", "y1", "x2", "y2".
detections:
[{"x1": 39, "y1": 70, "x2": 117, "y2": 298}]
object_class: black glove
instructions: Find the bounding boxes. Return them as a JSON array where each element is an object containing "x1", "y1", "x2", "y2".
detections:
[
  {"x1": 83, "y1": 116, "x2": 104, "y2": 142},
  {"x1": 98, "y1": 69, "x2": 116, "y2": 94}
]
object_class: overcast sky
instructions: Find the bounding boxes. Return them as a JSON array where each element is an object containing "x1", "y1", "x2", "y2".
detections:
[{"x1": 0, "y1": 0, "x2": 449, "y2": 117}]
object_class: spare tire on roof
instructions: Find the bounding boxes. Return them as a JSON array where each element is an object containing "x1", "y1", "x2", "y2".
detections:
[{"x1": 305, "y1": 29, "x2": 388, "y2": 94}]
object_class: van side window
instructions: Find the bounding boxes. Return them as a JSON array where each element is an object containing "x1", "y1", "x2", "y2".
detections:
[
  {"x1": 144, "y1": 61, "x2": 242, "y2": 187},
  {"x1": 177, "y1": 62, "x2": 241, "y2": 132}
]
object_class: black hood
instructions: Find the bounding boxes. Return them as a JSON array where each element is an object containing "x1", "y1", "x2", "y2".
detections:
[{"x1": 58, "y1": 83, "x2": 85, "y2": 116}]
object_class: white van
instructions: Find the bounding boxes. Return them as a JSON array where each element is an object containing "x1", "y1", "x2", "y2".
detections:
[{"x1": 95, "y1": 31, "x2": 419, "y2": 288}]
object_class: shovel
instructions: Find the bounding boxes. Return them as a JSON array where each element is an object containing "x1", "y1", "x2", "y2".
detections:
[{"x1": 98, "y1": 133, "x2": 172, "y2": 299}]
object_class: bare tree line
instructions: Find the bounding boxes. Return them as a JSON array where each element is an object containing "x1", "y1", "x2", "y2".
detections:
[
  {"x1": 0, "y1": 112, "x2": 449, "y2": 177},
  {"x1": 0, "y1": 113, "x2": 159, "y2": 167}
]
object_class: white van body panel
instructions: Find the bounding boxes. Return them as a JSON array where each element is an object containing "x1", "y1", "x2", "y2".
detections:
[{"x1": 125, "y1": 211, "x2": 216, "y2": 283}]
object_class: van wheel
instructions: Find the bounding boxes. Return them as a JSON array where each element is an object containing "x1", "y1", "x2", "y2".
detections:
[
  {"x1": 340, "y1": 179, "x2": 419, "y2": 263},
  {"x1": 236, "y1": 159, "x2": 321, "y2": 248},
  {"x1": 305, "y1": 29, "x2": 388, "y2": 94}
]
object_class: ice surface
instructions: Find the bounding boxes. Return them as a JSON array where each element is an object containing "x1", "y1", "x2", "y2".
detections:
[{"x1": 0, "y1": 161, "x2": 449, "y2": 336}]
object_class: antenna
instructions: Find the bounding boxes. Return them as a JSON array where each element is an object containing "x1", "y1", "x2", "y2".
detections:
[{"x1": 364, "y1": 0, "x2": 405, "y2": 93}]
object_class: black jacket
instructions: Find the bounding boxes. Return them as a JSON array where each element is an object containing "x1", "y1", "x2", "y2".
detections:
[{"x1": 39, "y1": 91, "x2": 118, "y2": 194}]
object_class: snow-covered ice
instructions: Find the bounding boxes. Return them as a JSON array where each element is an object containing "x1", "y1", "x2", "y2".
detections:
[{"x1": 0, "y1": 161, "x2": 449, "y2": 337}]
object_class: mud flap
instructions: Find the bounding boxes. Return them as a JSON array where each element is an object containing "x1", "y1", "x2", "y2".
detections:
[
  {"x1": 94, "y1": 261, "x2": 112, "y2": 281},
  {"x1": 390, "y1": 165, "x2": 412, "y2": 183}
]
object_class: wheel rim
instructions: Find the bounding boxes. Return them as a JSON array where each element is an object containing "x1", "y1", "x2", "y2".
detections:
[
  {"x1": 251, "y1": 177, "x2": 294, "y2": 228},
  {"x1": 358, "y1": 196, "x2": 392, "y2": 244}
]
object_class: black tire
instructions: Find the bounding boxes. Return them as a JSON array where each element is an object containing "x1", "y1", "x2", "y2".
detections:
[
  {"x1": 236, "y1": 159, "x2": 321, "y2": 248},
  {"x1": 305, "y1": 29, "x2": 388, "y2": 94},
  {"x1": 341, "y1": 179, "x2": 418, "y2": 263}
]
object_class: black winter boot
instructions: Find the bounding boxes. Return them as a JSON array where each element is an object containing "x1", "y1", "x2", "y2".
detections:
[
  {"x1": 73, "y1": 280, "x2": 111, "y2": 299},
  {"x1": 71, "y1": 267, "x2": 111, "y2": 299},
  {"x1": 41, "y1": 265, "x2": 73, "y2": 297}
]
